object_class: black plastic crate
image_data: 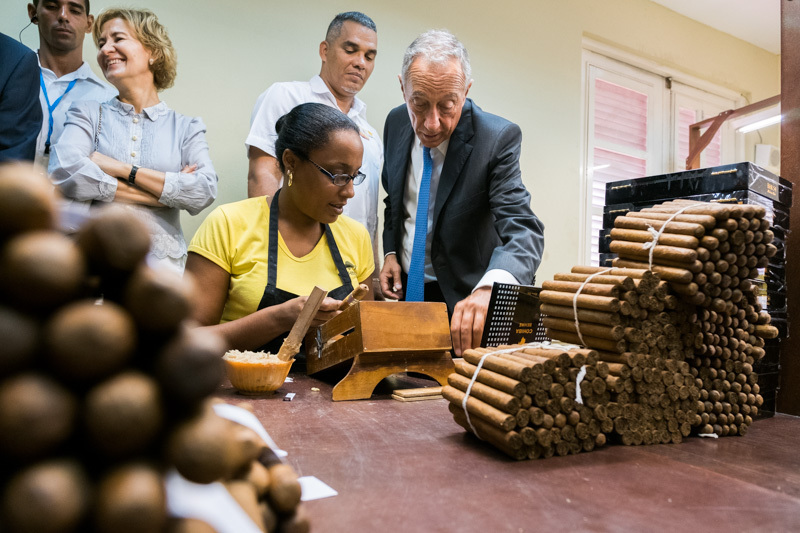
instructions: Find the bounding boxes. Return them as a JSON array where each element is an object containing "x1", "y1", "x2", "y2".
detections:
[
  {"x1": 756, "y1": 338, "x2": 781, "y2": 374},
  {"x1": 765, "y1": 271, "x2": 787, "y2": 294},
  {"x1": 603, "y1": 203, "x2": 637, "y2": 230},
  {"x1": 599, "y1": 253, "x2": 616, "y2": 266},
  {"x1": 768, "y1": 317, "x2": 789, "y2": 339},
  {"x1": 754, "y1": 370, "x2": 779, "y2": 418},
  {"x1": 752, "y1": 279, "x2": 788, "y2": 315},
  {"x1": 599, "y1": 228, "x2": 612, "y2": 254},
  {"x1": 604, "y1": 162, "x2": 792, "y2": 207}
]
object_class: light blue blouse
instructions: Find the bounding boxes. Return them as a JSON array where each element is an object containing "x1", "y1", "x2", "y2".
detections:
[{"x1": 50, "y1": 98, "x2": 218, "y2": 272}]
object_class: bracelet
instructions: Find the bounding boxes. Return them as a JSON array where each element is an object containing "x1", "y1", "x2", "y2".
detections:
[{"x1": 128, "y1": 165, "x2": 139, "y2": 186}]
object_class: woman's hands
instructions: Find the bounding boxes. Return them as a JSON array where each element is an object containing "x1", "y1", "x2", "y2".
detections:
[
  {"x1": 114, "y1": 180, "x2": 163, "y2": 206},
  {"x1": 90, "y1": 151, "x2": 198, "y2": 207},
  {"x1": 278, "y1": 295, "x2": 342, "y2": 330},
  {"x1": 186, "y1": 251, "x2": 354, "y2": 351},
  {"x1": 90, "y1": 151, "x2": 128, "y2": 178}
]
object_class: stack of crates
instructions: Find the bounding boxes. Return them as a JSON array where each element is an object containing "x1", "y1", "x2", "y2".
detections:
[{"x1": 600, "y1": 162, "x2": 792, "y2": 417}]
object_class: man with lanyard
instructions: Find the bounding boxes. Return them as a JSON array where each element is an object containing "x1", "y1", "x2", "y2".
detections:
[
  {"x1": 245, "y1": 11, "x2": 382, "y2": 294},
  {"x1": 27, "y1": 0, "x2": 115, "y2": 169}
]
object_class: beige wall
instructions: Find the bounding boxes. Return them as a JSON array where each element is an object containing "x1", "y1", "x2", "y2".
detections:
[{"x1": 2, "y1": 0, "x2": 779, "y2": 283}]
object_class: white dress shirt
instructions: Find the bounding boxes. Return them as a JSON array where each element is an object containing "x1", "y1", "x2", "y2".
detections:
[
  {"x1": 36, "y1": 56, "x2": 116, "y2": 168},
  {"x1": 246, "y1": 76, "x2": 383, "y2": 245},
  {"x1": 400, "y1": 136, "x2": 519, "y2": 292}
]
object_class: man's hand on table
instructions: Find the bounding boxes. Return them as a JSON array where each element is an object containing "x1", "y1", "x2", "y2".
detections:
[{"x1": 451, "y1": 287, "x2": 491, "y2": 356}]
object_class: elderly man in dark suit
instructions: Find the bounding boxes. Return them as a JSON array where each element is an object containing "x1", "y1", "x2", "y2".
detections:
[
  {"x1": 380, "y1": 29, "x2": 545, "y2": 356},
  {"x1": 0, "y1": 32, "x2": 43, "y2": 162}
]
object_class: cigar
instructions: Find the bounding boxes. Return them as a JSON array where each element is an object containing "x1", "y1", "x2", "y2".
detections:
[{"x1": 338, "y1": 283, "x2": 370, "y2": 310}]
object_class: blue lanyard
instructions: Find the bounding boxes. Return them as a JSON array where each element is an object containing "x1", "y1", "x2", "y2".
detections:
[{"x1": 40, "y1": 71, "x2": 78, "y2": 154}]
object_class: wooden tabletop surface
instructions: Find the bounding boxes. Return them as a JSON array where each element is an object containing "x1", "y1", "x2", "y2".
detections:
[{"x1": 216, "y1": 372, "x2": 800, "y2": 532}]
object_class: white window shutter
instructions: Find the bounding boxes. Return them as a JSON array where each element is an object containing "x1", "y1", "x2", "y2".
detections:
[{"x1": 586, "y1": 69, "x2": 656, "y2": 265}]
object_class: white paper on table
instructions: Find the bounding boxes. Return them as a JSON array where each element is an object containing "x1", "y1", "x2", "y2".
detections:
[
  {"x1": 299, "y1": 476, "x2": 338, "y2": 501},
  {"x1": 165, "y1": 470, "x2": 262, "y2": 533},
  {"x1": 213, "y1": 403, "x2": 288, "y2": 457}
]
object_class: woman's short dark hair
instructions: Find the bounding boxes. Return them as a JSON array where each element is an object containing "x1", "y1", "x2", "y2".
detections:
[{"x1": 275, "y1": 103, "x2": 360, "y2": 173}]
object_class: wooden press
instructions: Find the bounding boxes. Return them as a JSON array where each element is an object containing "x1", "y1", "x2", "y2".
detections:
[{"x1": 304, "y1": 301, "x2": 455, "y2": 401}]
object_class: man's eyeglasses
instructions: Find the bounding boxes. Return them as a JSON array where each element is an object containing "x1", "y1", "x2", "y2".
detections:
[{"x1": 308, "y1": 159, "x2": 366, "y2": 186}]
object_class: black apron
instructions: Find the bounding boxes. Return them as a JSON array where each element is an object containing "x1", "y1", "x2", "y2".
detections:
[{"x1": 256, "y1": 189, "x2": 355, "y2": 364}]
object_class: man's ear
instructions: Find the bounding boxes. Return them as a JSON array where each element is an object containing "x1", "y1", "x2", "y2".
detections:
[
  {"x1": 319, "y1": 40, "x2": 328, "y2": 63},
  {"x1": 86, "y1": 14, "x2": 95, "y2": 34},
  {"x1": 398, "y1": 74, "x2": 405, "y2": 99},
  {"x1": 464, "y1": 79, "x2": 473, "y2": 99},
  {"x1": 27, "y1": 4, "x2": 37, "y2": 22}
]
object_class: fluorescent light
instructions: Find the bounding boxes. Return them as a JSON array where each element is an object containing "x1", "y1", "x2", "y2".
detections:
[{"x1": 737, "y1": 114, "x2": 781, "y2": 133}]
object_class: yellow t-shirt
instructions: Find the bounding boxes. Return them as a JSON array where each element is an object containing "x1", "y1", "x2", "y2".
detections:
[{"x1": 188, "y1": 196, "x2": 374, "y2": 324}]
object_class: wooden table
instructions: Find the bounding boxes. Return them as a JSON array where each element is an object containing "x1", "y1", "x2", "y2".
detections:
[{"x1": 216, "y1": 373, "x2": 800, "y2": 532}]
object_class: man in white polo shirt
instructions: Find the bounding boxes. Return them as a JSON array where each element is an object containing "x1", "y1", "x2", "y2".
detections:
[
  {"x1": 27, "y1": 0, "x2": 116, "y2": 168},
  {"x1": 246, "y1": 12, "x2": 382, "y2": 256}
]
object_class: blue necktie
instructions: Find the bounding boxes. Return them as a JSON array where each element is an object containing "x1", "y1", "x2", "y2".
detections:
[{"x1": 406, "y1": 146, "x2": 433, "y2": 302}]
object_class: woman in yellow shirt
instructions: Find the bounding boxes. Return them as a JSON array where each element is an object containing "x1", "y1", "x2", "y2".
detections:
[{"x1": 187, "y1": 103, "x2": 374, "y2": 357}]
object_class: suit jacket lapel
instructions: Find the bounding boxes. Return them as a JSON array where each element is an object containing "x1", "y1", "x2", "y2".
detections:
[
  {"x1": 391, "y1": 118, "x2": 415, "y2": 201},
  {"x1": 433, "y1": 99, "x2": 474, "y2": 227},
  {"x1": 390, "y1": 112, "x2": 415, "y2": 248}
]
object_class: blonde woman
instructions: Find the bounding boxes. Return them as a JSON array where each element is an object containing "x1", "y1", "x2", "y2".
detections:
[{"x1": 50, "y1": 8, "x2": 217, "y2": 272}]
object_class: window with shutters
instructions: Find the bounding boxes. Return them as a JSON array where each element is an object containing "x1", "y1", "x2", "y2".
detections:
[
  {"x1": 581, "y1": 54, "x2": 664, "y2": 265},
  {"x1": 670, "y1": 81, "x2": 735, "y2": 171},
  {"x1": 580, "y1": 46, "x2": 738, "y2": 265}
]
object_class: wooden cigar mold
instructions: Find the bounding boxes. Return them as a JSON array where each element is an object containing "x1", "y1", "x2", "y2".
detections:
[{"x1": 304, "y1": 301, "x2": 455, "y2": 401}]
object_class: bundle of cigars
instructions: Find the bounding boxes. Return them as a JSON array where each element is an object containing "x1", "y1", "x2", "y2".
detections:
[
  {"x1": 0, "y1": 164, "x2": 307, "y2": 533},
  {"x1": 445, "y1": 345, "x2": 610, "y2": 460},
  {"x1": 448, "y1": 199, "x2": 779, "y2": 459},
  {"x1": 607, "y1": 200, "x2": 777, "y2": 436}
]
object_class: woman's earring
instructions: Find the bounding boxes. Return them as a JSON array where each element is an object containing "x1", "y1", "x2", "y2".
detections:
[
  {"x1": 287, "y1": 170, "x2": 293, "y2": 187},
  {"x1": 149, "y1": 58, "x2": 154, "y2": 65}
]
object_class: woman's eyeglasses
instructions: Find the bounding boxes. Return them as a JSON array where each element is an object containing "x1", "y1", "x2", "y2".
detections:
[{"x1": 308, "y1": 159, "x2": 366, "y2": 186}]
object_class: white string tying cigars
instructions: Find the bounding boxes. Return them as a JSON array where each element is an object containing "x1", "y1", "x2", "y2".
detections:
[
  {"x1": 568, "y1": 268, "x2": 617, "y2": 406},
  {"x1": 461, "y1": 351, "x2": 493, "y2": 440},
  {"x1": 641, "y1": 203, "x2": 701, "y2": 269},
  {"x1": 572, "y1": 268, "x2": 613, "y2": 346},
  {"x1": 574, "y1": 365, "x2": 588, "y2": 405},
  {"x1": 461, "y1": 342, "x2": 584, "y2": 438}
]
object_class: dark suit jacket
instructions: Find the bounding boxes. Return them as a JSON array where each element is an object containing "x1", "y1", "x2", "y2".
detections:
[
  {"x1": 382, "y1": 98, "x2": 545, "y2": 312},
  {"x1": 0, "y1": 33, "x2": 42, "y2": 163}
]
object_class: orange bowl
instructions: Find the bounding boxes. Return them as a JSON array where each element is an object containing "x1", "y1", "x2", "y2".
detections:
[{"x1": 223, "y1": 351, "x2": 294, "y2": 395}]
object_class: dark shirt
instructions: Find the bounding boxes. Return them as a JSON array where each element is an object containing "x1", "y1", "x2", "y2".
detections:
[{"x1": 0, "y1": 32, "x2": 43, "y2": 162}]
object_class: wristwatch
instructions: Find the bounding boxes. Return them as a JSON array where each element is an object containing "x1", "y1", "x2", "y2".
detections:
[{"x1": 128, "y1": 165, "x2": 139, "y2": 185}]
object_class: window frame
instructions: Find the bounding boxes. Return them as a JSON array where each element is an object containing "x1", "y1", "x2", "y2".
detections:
[
  {"x1": 669, "y1": 81, "x2": 737, "y2": 172},
  {"x1": 579, "y1": 39, "x2": 745, "y2": 266}
]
